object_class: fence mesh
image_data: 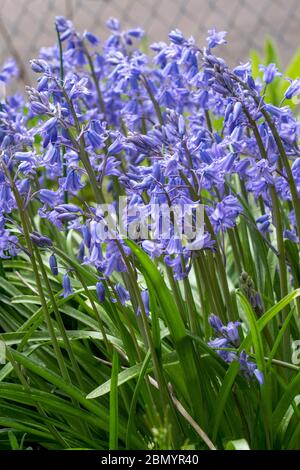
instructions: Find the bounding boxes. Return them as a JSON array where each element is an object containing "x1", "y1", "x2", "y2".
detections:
[{"x1": 0, "y1": 0, "x2": 300, "y2": 84}]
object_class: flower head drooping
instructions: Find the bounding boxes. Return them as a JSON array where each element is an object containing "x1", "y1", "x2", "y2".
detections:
[
  {"x1": 259, "y1": 63, "x2": 281, "y2": 84},
  {"x1": 208, "y1": 314, "x2": 264, "y2": 385},
  {"x1": 285, "y1": 78, "x2": 300, "y2": 100},
  {"x1": 96, "y1": 281, "x2": 106, "y2": 302},
  {"x1": 49, "y1": 253, "x2": 58, "y2": 276},
  {"x1": 61, "y1": 273, "x2": 73, "y2": 298}
]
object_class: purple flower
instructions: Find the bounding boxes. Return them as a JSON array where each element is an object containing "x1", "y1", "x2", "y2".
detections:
[
  {"x1": 96, "y1": 281, "x2": 106, "y2": 302},
  {"x1": 115, "y1": 283, "x2": 130, "y2": 305},
  {"x1": 63, "y1": 170, "x2": 83, "y2": 192},
  {"x1": 259, "y1": 63, "x2": 281, "y2": 84},
  {"x1": 256, "y1": 214, "x2": 271, "y2": 234},
  {"x1": 106, "y1": 17, "x2": 120, "y2": 32},
  {"x1": 0, "y1": 229, "x2": 19, "y2": 258},
  {"x1": 0, "y1": 58, "x2": 19, "y2": 83},
  {"x1": 284, "y1": 78, "x2": 300, "y2": 100},
  {"x1": 84, "y1": 31, "x2": 100, "y2": 46},
  {"x1": 209, "y1": 314, "x2": 223, "y2": 333},
  {"x1": 137, "y1": 289, "x2": 150, "y2": 316},
  {"x1": 208, "y1": 315, "x2": 263, "y2": 385},
  {"x1": 39, "y1": 189, "x2": 58, "y2": 206},
  {"x1": 239, "y1": 350, "x2": 264, "y2": 385},
  {"x1": 206, "y1": 28, "x2": 227, "y2": 49},
  {"x1": 210, "y1": 196, "x2": 242, "y2": 233},
  {"x1": 30, "y1": 231, "x2": 53, "y2": 248},
  {"x1": 49, "y1": 253, "x2": 58, "y2": 275},
  {"x1": 61, "y1": 273, "x2": 73, "y2": 298},
  {"x1": 168, "y1": 29, "x2": 185, "y2": 45}
]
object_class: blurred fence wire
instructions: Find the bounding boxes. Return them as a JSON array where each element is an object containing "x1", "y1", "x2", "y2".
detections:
[{"x1": 0, "y1": 0, "x2": 300, "y2": 85}]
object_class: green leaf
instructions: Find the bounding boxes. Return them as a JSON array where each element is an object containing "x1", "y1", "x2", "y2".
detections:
[
  {"x1": 126, "y1": 240, "x2": 205, "y2": 424},
  {"x1": 264, "y1": 38, "x2": 280, "y2": 68},
  {"x1": 213, "y1": 289, "x2": 300, "y2": 440},
  {"x1": 8, "y1": 430, "x2": 19, "y2": 450},
  {"x1": 126, "y1": 351, "x2": 151, "y2": 449},
  {"x1": 86, "y1": 351, "x2": 178, "y2": 399},
  {"x1": 109, "y1": 349, "x2": 119, "y2": 450},
  {"x1": 250, "y1": 49, "x2": 263, "y2": 79},
  {"x1": 225, "y1": 438, "x2": 250, "y2": 450}
]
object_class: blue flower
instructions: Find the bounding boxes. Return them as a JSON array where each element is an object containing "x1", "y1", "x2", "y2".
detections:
[
  {"x1": 168, "y1": 29, "x2": 185, "y2": 45},
  {"x1": 84, "y1": 31, "x2": 100, "y2": 46},
  {"x1": 96, "y1": 281, "x2": 106, "y2": 302},
  {"x1": 285, "y1": 78, "x2": 300, "y2": 99},
  {"x1": 49, "y1": 253, "x2": 58, "y2": 276},
  {"x1": 239, "y1": 350, "x2": 264, "y2": 385},
  {"x1": 63, "y1": 170, "x2": 83, "y2": 192},
  {"x1": 210, "y1": 196, "x2": 242, "y2": 233},
  {"x1": 208, "y1": 315, "x2": 263, "y2": 385},
  {"x1": 115, "y1": 283, "x2": 130, "y2": 305},
  {"x1": 206, "y1": 28, "x2": 227, "y2": 49},
  {"x1": 137, "y1": 290, "x2": 150, "y2": 316},
  {"x1": 259, "y1": 63, "x2": 281, "y2": 84},
  {"x1": 61, "y1": 273, "x2": 73, "y2": 298},
  {"x1": 30, "y1": 231, "x2": 53, "y2": 248}
]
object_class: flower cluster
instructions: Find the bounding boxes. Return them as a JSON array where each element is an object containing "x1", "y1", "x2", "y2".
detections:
[
  {"x1": 208, "y1": 314, "x2": 264, "y2": 385},
  {"x1": 0, "y1": 16, "x2": 299, "y2": 331}
]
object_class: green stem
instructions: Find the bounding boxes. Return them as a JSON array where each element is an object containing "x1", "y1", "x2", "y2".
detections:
[
  {"x1": 55, "y1": 24, "x2": 68, "y2": 206},
  {"x1": 33, "y1": 247, "x2": 87, "y2": 391},
  {"x1": 4, "y1": 168, "x2": 71, "y2": 387},
  {"x1": 166, "y1": 265, "x2": 187, "y2": 324},
  {"x1": 75, "y1": 271, "x2": 111, "y2": 354},
  {"x1": 117, "y1": 242, "x2": 183, "y2": 446},
  {"x1": 193, "y1": 257, "x2": 210, "y2": 341},
  {"x1": 180, "y1": 255, "x2": 200, "y2": 335},
  {"x1": 204, "y1": 212, "x2": 237, "y2": 320},
  {"x1": 142, "y1": 75, "x2": 164, "y2": 126},
  {"x1": 82, "y1": 42, "x2": 106, "y2": 117}
]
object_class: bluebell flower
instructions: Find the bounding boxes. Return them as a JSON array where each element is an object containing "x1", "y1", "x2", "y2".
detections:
[
  {"x1": 30, "y1": 59, "x2": 50, "y2": 74},
  {"x1": 0, "y1": 58, "x2": 19, "y2": 83},
  {"x1": 61, "y1": 273, "x2": 73, "y2": 298},
  {"x1": 168, "y1": 29, "x2": 185, "y2": 45},
  {"x1": 284, "y1": 78, "x2": 300, "y2": 100},
  {"x1": 210, "y1": 195, "x2": 242, "y2": 233},
  {"x1": 77, "y1": 241, "x2": 85, "y2": 262},
  {"x1": 284, "y1": 229, "x2": 299, "y2": 243},
  {"x1": 39, "y1": 189, "x2": 58, "y2": 206},
  {"x1": 63, "y1": 170, "x2": 83, "y2": 192},
  {"x1": 208, "y1": 315, "x2": 263, "y2": 385},
  {"x1": 84, "y1": 31, "x2": 100, "y2": 46},
  {"x1": 115, "y1": 283, "x2": 130, "y2": 305},
  {"x1": 0, "y1": 229, "x2": 19, "y2": 258},
  {"x1": 256, "y1": 214, "x2": 271, "y2": 234},
  {"x1": 136, "y1": 289, "x2": 150, "y2": 316},
  {"x1": 82, "y1": 226, "x2": 91, "y2": 248},
  {"x1": 209, "y1": 314, "x2": 224, "y2": 333},
  {"x1": 49, "y1": 253, "x2": 58, "y2": 275},
  {"x1": 96, "y1": 281, "x2": 106, "y2": 302},
  {"x1": 239, "y1": 350, "x2": 264, "y2": 385},
  {"x1": 106, "y1": 17, "x2": 120, "y2": 32},
  {"x1": 259, "y1": 63, "x2": 281, "y2": 84},
  {"x1": 30, "y1": 231, "x2": 53, "y2": 248},
  {"x1": 55, "y1": 16, "x2": 73, "y2": 41},
  {"x1": 206, "y1": 28, "x2": 227, "y2": 49}
]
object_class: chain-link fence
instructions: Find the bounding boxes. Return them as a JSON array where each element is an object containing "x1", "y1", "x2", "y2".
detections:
[{"x1": 0, "y1": 0, "x2": 300, "y2": 85}]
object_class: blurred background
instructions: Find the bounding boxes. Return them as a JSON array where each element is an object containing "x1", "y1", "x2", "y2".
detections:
[{"x1": 0, "y1": 0, "x2": 300, "y2": 85}]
